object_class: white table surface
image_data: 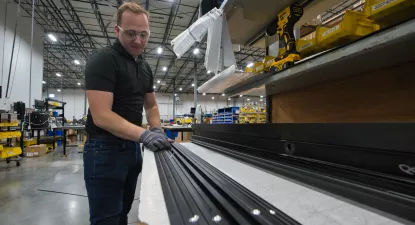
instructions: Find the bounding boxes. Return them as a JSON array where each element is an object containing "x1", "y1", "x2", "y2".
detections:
[{"x1": 138, "y1": 143, "x2": 410, "y2": 225}]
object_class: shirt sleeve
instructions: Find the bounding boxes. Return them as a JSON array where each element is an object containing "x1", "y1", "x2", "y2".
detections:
[{"x1": 85, "y1": 49, "x2": 117, "y2": 93}]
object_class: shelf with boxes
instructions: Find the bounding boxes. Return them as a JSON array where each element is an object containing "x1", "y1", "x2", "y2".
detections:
[
  {"x1": 212, "y1": 107, "x2": 240, "y2": 124},
  {"x1": 239, "y1": 106, "x2": 266, "y2": 124},
  {"x1": 0, "y1": 113, "x2": 23, "y2": 167}
]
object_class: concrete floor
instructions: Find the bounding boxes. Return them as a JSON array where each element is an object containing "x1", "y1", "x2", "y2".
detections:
[{"x1": 0, "y1": 147, "x2": 141, "y2": 225}]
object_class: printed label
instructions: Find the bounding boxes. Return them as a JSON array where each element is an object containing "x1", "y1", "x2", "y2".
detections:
[
  {"x1": 26, "y1": 152, "x2": 34, "y2": 157},
  {"x1": 372, "y1": 0, "x2": 395, "y2": 12},
  {"x1": 322, "y1": 25, "x2": 340, "y2": 38},
  {"x1": 256, "y1": 65, "x2": 264, "y2": 71},
  {"x1": 299, "y1": 42, "x2": 313, "y2": 51}
]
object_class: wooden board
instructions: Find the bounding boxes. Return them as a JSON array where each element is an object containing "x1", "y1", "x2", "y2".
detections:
[{"x1": 271, "y1": 61, "x2": 415, "y2": 123}]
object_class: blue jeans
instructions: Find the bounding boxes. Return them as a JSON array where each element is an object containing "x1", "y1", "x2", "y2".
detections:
[{"x1": 83, "y1": 136, "x2": 143, "y2": 225}]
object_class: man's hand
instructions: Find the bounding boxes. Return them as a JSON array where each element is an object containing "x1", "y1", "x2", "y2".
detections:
[
  {"x1": 151, "y1": 128, "x2": 175, "y2": 143},
  {"x1": 140, "y1": 130, "x2": 172, "y2": 152}
]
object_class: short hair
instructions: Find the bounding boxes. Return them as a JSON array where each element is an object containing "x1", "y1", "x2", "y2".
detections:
[{"x1": 117, "y1": 2, "x2": 149, "y2": 26}]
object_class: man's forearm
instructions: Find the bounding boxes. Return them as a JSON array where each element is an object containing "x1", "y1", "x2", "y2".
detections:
[
  {"x1": 146, "y1": 105, "x2": 161, "y2": 129},
  {"x1": 93, "y1": 110, "x2": 146, "y2": 142}
]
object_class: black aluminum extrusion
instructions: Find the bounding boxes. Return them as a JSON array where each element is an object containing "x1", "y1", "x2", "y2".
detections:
[{"x1": 155, "y1": 143, "x2": 301, "y2": 225}]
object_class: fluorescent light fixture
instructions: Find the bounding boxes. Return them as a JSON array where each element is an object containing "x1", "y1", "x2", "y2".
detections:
[
  {"x1": 153, "y1": 85, "x2": 156, "y2": 89},
  {"x1": 49, "y1": 93, "x2": 55, "y2": 98},
  {"x1": 193, "y1": 48, "x2": 199, "y2": 55},
  {"x1": 260, "y1": 95, "x2": 264, "y2": 98},
  {"x1": 157, "y1": 47, "x2": 163, "y2": 54},
  {"x1": 77, "y1": 82, "x2": 81, "y2": 86},
  {"x1": 240, "y1": 95, "x2": 243, "y2": 97},
  {"x1": 157, "y1": 80, "x2": 161, "y2": 84},
  {"x1": 260, "y1": 99, "x2": 263, "y2": 102},
  {"x1": 179, "y1": 88, "x2": 183, "y2": 91},
  {"x1": 42, "y1": 81, "x2": 46, "y2": 84},
  {"x1": 222, "y1": 94, "x2": 225, "y2": 96},
  {"x1": 56, "y1": 73, "x2": 62, "y2": 77},
  {"x1": 247, "y1": 62, "x2": 254, "y2": 68},
  {"x1": 207, "y1": 70, "x2": 211, "y2": 74},
  {"x1": 74, "y1": 60, "x2": 80, "y2": 65},
  {"x1": 212, "y1": 97, "x2": 215, "y2": 100},
  {"x1": 48, "y1": 34, "x2": 57, "y2": 42},
  {"x1": 203, "y1": 93, "x2": 206, "y2": 96},
  {"x1": 57, "y1": 89, "x2": 61, "y2": 92},
  {"x1": 191, "y1": 83, "x2": 195, "y2": 87},
  {"x1": 247, "y1": 99, "x2": 250, "y2": 101},
  {"x1": 174, "y1": 93, "x2": 177, "y2": 96},
  {"x1": 162, "y1": 66, "x2": 167, "y2": 72},
  {"x1": 228, "y1": 98, "x2": 231, "y2": 101}
]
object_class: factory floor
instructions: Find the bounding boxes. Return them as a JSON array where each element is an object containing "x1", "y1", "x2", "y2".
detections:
[{"x1": 0, "y1": 146, "x2": 141, "y2": 225}]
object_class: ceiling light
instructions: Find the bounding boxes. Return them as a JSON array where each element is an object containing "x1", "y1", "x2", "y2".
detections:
[
  {"x1": 247, "y1": 62, "x2": 254, "y2": 68},
  {"x1": 260, "y1": 99, "x2": 263, "y2": 102},
  {"x1": 203, "y1": 93, "x2": 206, "y2": 96},
  {"x1": 153, "y1": 85, "x2": 156, "y2": 89},
  {"x1": 74, "y1": 60, "x2": 80, "y2": 65},
  {"x1": 240, "y1": 95, "x2": 243, "y2": 97},
  {"x1": 162, "y1": 66, "x2": 167, "y2": 71},
  {"x1": 191, "y1": 83, "x2": 195, "y2": 87},
  {"x1": 179, "y1": 88, "x2": 182, "y2": 91},
  {"x1": 228, "y1": 98, "x2": 231, "y2": 101},
  {"x1": 174, "y1": 93, "x2": 177, "y2": 96},
  {"x1": 42, "y1": 81, "x2": 46, "y2": 84},
  {"x1": 247, "y1": 99, "x2": 250, "y2": 101},
  {"x1": 48, "y1": 34, "x2": 57, "y2": 42},
  {"x1": 222, "y1": 94, "x2": 225, "y2": 96},
  {"x1": 56, "y1": 73, "x2": 62, "y2": 77},
  {"x1": 157, "y1": 47, "x2": 163, "y2": 54},
  {"x1": 260, "y1": 95, "x2": 264, "y2": 98},
  {"x1": 193, "y1": 48, "x2": 199, "y2": 55},
  {"x1": 57, "y1": 89, "x2": 61, "y2": 92},
  {"x1": 212, "y1": 97, "x2": 215, "y2": 100},
  {"x1": 77, "y1": 82, "x2": 81, "y2": 86},
  {"x1": 49, "y1": 93, "x2": 55, "y2": 98},
  {"x1": 207, "y1": 70, "x2": 211, "y2": 74},
  {"x1": 157, "y1": 80, "x2": 161, "y2": 84}
]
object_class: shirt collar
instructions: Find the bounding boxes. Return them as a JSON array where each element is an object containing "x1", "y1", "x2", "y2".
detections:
[{"x1": 113, "y1": 38, "x2": 144, "y2": 61}]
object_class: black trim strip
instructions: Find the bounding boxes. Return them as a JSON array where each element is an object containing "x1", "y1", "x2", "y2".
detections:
[
  {"x1": 191, "y1": 136, "x2": 415, "y2": 223},
  {"x1": 155, "y1": 143, "x2": 301, "y2": 225}
]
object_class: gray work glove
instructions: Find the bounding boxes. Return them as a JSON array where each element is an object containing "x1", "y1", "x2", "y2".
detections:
[
  {"x1": 151, "y1": 127, "x2": 164, "y2": 135},
  {"x1": 140, "y1": 130, "x2": 171, "y2": 152}
]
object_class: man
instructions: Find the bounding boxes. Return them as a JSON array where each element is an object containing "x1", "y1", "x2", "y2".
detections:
[{"x1": 84, "y1": 2, "x2": 172, "y2": 225}]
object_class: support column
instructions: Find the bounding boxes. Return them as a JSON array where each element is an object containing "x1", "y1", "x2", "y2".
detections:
[
  {"x1": 173, "y1": 79, "x2": 176, "y2": 120},
  {"x1": 194, "y1": 59, "x2": 198, "y2": 109},
  {"x1": 84, "y1": 89, "x2": 87, "y2": 115}
]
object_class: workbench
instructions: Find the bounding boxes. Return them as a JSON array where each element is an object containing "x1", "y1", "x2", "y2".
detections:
[{"x1": 138, "y1": 143, "x2": 406, "y2": 225}]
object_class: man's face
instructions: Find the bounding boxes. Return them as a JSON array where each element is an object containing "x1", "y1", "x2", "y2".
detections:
[{"x1": 115, "y1": 11, "x2": 150, "y2": 57}]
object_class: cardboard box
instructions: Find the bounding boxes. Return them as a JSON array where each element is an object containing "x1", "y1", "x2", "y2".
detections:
[
  {"x1": 69, "y1": 136, "x2": 77, "y2": 143},
  {"x1": 25, "y1": 144, "x2": 47, "y2": 157}
]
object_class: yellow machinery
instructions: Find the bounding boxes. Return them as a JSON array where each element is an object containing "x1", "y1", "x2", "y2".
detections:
[{"x1": 266, "y1": 3, "x2": 304, "y2": 73}]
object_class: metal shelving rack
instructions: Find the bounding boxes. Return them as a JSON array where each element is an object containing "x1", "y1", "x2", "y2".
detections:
[
  {"x1": 0, "y1": 114, "x2": 22, "y2": 167},
  {"x1": 44, "y1": 98, "x2": 67, "y2": 156}
]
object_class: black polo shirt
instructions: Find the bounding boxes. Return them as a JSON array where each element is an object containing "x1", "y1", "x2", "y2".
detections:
[{"x1": 85, "y1": 38, "x2": 154, "y2": 135}]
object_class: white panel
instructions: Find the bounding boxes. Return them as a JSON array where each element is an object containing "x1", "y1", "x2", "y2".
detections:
[{"x1": 0, "y1": 2, "x2": 44, "y2": 106}]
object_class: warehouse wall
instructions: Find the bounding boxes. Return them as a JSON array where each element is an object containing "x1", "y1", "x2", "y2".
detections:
[
  {"x1": 0, "y1": 1, "x2": 44, "y2": 106},
  {"x1": 42, "y1": 90, "x2": 240, "y2": 122}
]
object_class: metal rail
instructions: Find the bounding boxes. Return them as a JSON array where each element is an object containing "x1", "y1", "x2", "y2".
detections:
[{"x1": 155, "y1": 143, "x2": 300, "y2": 225}]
